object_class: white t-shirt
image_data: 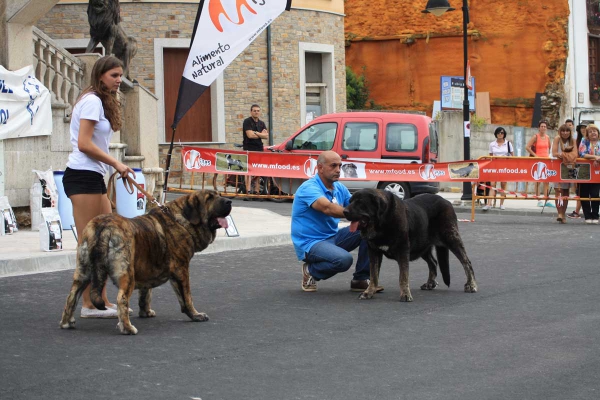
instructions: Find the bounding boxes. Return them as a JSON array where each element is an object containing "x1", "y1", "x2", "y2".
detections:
[
  {"x1": 67, "y1": 93, "x2": 113, "y2": 175},
  {"x1": 489, "y1": 140, "x2": 512, "y2": 156}
]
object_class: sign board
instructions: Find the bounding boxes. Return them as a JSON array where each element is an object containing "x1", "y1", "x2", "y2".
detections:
[{"x1": 440, "y1": 76, "x2": 475, "y2": 111}]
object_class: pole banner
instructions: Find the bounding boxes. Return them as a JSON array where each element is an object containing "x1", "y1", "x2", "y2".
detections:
[
  {"x1": 171, "y1": 0, "x2": 291, "y2": 129},
  {"x1": 181, "y1": 146, "x2": 600, "y2": 183}
]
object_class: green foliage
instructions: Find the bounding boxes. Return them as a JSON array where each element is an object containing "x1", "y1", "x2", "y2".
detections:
[
  {"x1": 346, "y1": 66, "x2": 371, "y2": 110},
  {"x1": 346, "y1": 66, "x2": 384, "y2": 110},
  {"x1": 470, "y1": 114, "x2": 487, "y2": 130}
]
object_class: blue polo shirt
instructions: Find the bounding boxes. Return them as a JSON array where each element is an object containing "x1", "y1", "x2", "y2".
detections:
[{"x1": 291, "y1": 174, "x2": 352, "y2": 260}]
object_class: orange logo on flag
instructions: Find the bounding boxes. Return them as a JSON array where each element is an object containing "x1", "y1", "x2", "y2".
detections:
[{"x1": 209, "y1": 0, "x2": 257, "y2": 32}]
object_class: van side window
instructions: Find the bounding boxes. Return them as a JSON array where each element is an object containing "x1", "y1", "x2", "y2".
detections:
[
  {"x1": 342, "y1": 123, "x2": 378, "y2": 151},
  {"x1": 290, "y1": 122, "x2": 337, "y2": 150},
  {"x1": 386, "y1": 123, "x2": 417, "y2": 152}
]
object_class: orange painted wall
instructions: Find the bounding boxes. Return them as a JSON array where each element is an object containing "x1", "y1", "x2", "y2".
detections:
[{"x1": 345, "y1": 0, "x2": 569, "y2": 127}]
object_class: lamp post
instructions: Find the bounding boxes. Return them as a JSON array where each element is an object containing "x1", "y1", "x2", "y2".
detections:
[{"x1": 423, "y1": 0, "x2": 472, "y2": 201}]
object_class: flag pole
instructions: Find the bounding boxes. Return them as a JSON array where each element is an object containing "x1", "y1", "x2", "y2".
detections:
[{"x1": 161, "y1": 126, "x2": 177, "y2": 203}]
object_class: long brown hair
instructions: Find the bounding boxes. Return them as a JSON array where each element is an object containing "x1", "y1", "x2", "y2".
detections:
[
  {"x1": 557, "y1": 124, "x2": 575, "y2": 147},
  {"x1": 77, "y1": 55, "x2": 123, "y2": 132}
]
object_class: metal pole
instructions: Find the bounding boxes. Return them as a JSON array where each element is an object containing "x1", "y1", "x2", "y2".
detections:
[
  {"x1": 267, "y1": 26, "x2": 274, "y2": 146},
  {"x1": 460, "y1": 0, "x2": 472, "y2": 201}
]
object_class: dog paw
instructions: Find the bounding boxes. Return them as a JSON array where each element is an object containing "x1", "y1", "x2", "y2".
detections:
[
  {"x1": 464, "y1": 283, "x2": 478, "y2": 293},
  {"x1": 358, "y1": 291, "x2": 373, "y2": 300},
  {"x1": 399, "y1": 294, "x2": 413, "y2": 302},
  {"x1": 139, "y1": 309, "x2": 156, "y2": 318},
  {"x1": 117, "y1": 322, "x2": 138, "y2": 335},
  {"x1": 192, "y1": 312, "x2": 209, "y2": 322},
  {"x1": 59, "y1": 320, "x2": 76, "y2": 329},
  {"x1": 420, "y1": 280, "x2": 438, "y2": 290}
]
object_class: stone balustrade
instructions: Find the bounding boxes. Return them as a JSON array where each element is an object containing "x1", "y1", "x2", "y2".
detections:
[{"x1": 32, "y1": 27, "x2": 84, "y2": 110}]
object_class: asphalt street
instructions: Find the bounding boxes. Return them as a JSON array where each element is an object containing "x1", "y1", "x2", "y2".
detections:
[{"x1": 1, "y1": 211, "x2": 599, "y2": 399}]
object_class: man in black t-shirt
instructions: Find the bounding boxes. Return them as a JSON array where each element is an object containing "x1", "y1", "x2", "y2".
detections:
[{"x1": 242, "y1": 104, "x2": 269, "y2": 193}]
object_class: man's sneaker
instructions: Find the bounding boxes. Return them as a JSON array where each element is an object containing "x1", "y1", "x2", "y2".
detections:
[
  {"x1": 537, "y1": 200, "x2": 544, "y2": 207},
  {"x1": 350, "y1": 280, "x2": 384, "y2": 293},
  {"x1": 481, "y1": 205, "x2": 491, "y2": 211},
  {"x1": 80, "y1": 307, "x2": 118, "y2": 319},
  {"x1": 567, "y1": 211, "x2": 580, "y2": 219},
  {"x1": 301, "y1": 263, "x2": 317, "y2": 292}
]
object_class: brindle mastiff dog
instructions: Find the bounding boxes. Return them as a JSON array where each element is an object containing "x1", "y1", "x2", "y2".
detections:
[
  {"x1": 59, "y1": 190, "x2": 232, "y2": 335},
  {"x1": 343, "y1": 189, "x2": 477, "y2": 301}
]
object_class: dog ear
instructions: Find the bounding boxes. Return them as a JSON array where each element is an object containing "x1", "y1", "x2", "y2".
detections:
[
  {"x1": 376, "y1": 191, "x2": 395, "y2": 222},
  {"x1": 182, "y1": 195, "x2": 203, "y2": 225}
]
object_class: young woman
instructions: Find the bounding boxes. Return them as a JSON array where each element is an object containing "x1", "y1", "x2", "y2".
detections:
[
  {"x1": 578, "y1": 124, "x2": 600, "y2": 224},
  {"x1": 567, "y1": 124, "x2": 587, "y2": 219},
  {"x1": 526, "y1": 120, "x2": 553, "y2": 207},
  {"x1": 62, "y1": 56, "x2": 135, "y2": 318},
  {"x1": 482, "y1": 127, "x2": 513, "y2": 211},
  {"x1": 552, "y1": 124, "x2": 577, "y2": 223}
]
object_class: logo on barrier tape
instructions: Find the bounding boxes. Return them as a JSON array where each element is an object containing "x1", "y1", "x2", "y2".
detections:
[
  {"x1": 304, "y1": 158, "x2": 318, "y2": 178},
  {"x1": 183, "y1": 149, "x2": 212, "y2": 170},
  {"x1": 531, "y1": 162, "x2": 556, "y2": 180},
  {"x1": 419, "y1": 164, "x2": 445, "y2": 180}
]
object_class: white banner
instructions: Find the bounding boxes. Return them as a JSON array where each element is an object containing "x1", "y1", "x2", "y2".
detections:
[
  {"x1": 0, "y1": 65, "x2": 52, "y2": 140},
  {"x1": 183, "y1": 0, "x2": 289, "y2": 86}
]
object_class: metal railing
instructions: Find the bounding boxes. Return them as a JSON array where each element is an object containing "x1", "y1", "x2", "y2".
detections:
[{"x1": 32, "y1": 27, "x2": 85, "y2": 110}]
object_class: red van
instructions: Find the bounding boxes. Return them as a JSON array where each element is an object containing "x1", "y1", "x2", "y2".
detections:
[{"x1": 267, "y1": 112, "x2": 439, "y2": 199}]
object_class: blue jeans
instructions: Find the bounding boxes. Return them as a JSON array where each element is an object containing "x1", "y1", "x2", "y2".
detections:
[{"x1": 303, "y1": 226, "x2": 370, "y2": 281}]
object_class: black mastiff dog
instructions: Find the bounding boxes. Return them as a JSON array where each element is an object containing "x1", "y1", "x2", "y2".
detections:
[
  {"x1": 343, "y1": 189, "x2": 477, "y2": 301},
  {"x1": 59, "y1": 190, "x2": 232, "y2": 335}
]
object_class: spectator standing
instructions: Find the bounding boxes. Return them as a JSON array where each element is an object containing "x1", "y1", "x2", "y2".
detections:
[
  {"x1": 578, "y1": 124, "x2": 600, "y2": 224},
  {"x1": 482, "y1": 127, "x2": 513, "y2": 211},
  {"x1": 568, "y1": 124, "x2": 587, "y2": 219},
  {"x1": 526, "y1": 120, "x2": 553, "y2": 207},
  {"x1": 62, "y1": 56, "x2": 135, "y2": 318},
  {"x1": 242, "y1": 104, "x2": 269, "y2": 194},
  {"x1": 291, "y1": 151, "x2": 379, "y2": 293},
  {"x1": 552, "y1": 124, "x2": 578, "y2": 223}
]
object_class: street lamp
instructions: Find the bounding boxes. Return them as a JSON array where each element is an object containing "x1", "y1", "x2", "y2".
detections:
[{"x1": 423, "y1": 0, "x2": 472, "y2": 201}]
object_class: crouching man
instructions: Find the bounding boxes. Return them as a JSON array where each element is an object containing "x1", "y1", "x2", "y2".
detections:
[{"x1": 291, "y1": 151, "x2": 382, "y2": 293}]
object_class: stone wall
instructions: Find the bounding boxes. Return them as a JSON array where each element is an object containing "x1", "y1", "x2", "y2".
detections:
[{"x1": 38, "y1": 4, "x2": 346, "y2": 187}]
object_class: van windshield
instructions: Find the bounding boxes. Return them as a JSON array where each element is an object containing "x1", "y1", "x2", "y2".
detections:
[{"x1": 289, "y1": 122, "x2": 337, "y2": 150}]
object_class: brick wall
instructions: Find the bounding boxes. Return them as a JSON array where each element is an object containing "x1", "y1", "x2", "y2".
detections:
[{"x1": 37, "y1": 4, "x2": 346, "y2": 187}]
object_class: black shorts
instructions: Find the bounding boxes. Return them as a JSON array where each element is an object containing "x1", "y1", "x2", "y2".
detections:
[{"x1": 62, "y1": 167, "x2": 107, "y2": 197}]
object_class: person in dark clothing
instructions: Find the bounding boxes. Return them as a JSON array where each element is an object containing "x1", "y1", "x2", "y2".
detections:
[{"x1": 242, "y1": 104, "x2": 269, "y2": 193}]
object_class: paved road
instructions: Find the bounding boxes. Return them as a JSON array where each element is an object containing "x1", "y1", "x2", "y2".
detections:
[{"x1": 1, "y1": 214, "x2": 599, "y2": 399}]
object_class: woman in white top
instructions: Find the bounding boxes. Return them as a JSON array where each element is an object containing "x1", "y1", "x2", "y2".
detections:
[
  {"x1": 482, "y1": 127, "x2": 513, "y2": 211},
  {"x1": 61, "y1": 56, "x2": 135, "y2": 319}
]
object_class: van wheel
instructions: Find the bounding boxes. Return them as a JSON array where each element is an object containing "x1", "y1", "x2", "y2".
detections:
[{"x1": 378, "y1": 182, "x2": 410, "y2": 200}]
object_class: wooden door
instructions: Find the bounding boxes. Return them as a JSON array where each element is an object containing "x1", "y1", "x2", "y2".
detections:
[{"x1": 163, "y1": 48, "x2": 212, "y2": 142}]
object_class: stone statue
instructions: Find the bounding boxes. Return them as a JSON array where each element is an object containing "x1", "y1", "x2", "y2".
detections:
[{"x1": 85, "y1": 0, "x2": 137, "y2": 79}]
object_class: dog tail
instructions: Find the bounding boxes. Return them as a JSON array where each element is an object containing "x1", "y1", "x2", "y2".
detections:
[
  {"x1": 88, "y1": 235, "x2": 109, "y2": 310},
  {"x1": 89, "y1": 269, "x2": 107, "y2": 310},
  {"x1": 436, "y1": 246, "x2": 451, "y2": 287}
]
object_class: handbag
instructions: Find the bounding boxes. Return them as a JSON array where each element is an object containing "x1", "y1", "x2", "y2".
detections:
[
  {"x1": 560, "y1": 140, "x2": 577, "y2": 169},
  {"x1": 528, "y1": 140, "x2": 536, "y2": 157}
]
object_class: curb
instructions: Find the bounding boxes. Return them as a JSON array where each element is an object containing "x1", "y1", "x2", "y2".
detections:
[{"x1": 0, "y1": 234, "x2": 292, "y2": 279}]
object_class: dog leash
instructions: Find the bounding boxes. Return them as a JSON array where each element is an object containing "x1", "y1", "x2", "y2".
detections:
[{"x1": 108, "y1": 172, "x2": 170, "y2": 214}]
